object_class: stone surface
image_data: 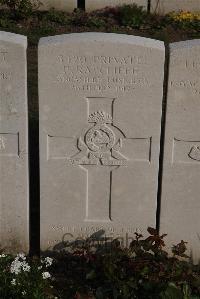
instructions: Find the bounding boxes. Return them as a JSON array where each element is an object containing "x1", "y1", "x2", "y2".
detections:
[
  {"x1": 39, "y1": 33, "x2": 165, "y2": 250},
  {"x1": 86, "y1": 0, "x2": 147, "y2": 11},
  {"x1": 160, "y1": 40, "x2": 200, "y2": 263},
  {"x1": 151, "y1": 0, "x2": 200, "y2": 13},
  {"x1": 0, "y1": 31, "x2": 29, "y2": 253},
  {"x1": 38, "y1": 0, "x2": 77, "y2": 11}
]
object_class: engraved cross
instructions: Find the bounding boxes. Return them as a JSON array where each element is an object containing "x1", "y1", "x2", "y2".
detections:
[{"x1": 48, "y1": 97, "x2": 151, "y2": 222}]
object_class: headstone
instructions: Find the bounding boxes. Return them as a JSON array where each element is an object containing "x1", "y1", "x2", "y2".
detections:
[
  {"x1": 86, "y1": 0, "x2": 147, "y2": 11},
  {"x1": 0, "y1": 31, "x2": 28, "y2": 253},
  {"x1": 39, "y1": 33, "x2": 165, "y2": 250},
  {"x1": 38, "y1": 0, "x2": 77, "y2": 11},
  {"x1": 160, "y1": 40, "x2": 200, "y2": 263},
  {"x1": 151, "y1": 0, "x2": 200, "y2": 13}
]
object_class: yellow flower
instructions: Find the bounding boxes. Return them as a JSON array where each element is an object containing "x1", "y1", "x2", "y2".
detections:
[{"x1": 169, "y1": 10, "x2": 200, "y2": 22}]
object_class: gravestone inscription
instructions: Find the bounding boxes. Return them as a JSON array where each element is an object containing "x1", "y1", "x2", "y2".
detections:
[
  {"x1": 160, "y1": 40, "x2": 200, "y2": 263},
  {"x1": 39, "y1": 33, "x2": 165, "y2": 250},
  {"x1": 0, "y1": 31, "x2": 29, "y2": 252}
]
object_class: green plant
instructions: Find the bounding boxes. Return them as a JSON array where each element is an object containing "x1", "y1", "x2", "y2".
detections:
[
  {"x1": 0, "y1": 10, "x2": 14, "y2": 28},
  {"x1": 86, "y1": 16, "x2": 106, "y2": 28},
  {"x1": 0, "y1": 229, "x2": 199, "y2": 298},
  {"x1": 0, "y1": 253, "x2": 54, "y2": 299},
  {"x1": 70, "y1": 9, "x2": 88, "y2": 26},
  {"x1": 118, "y1": 4, "x2": 148, "y2": 29},
  {"x1": 43, "y1": 8, "x2": 71, "y2": 25},
  {"x1": 50, "y1": 228, "x2": 200, "y2": 299},
  {"x1": 0, "y1": 0, "x2": 41, "y2": 19},
  {"x1": 167, "y1": 11, "x2": 200, "y2": 31}
]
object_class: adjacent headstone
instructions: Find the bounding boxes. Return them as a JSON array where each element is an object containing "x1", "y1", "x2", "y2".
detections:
[
  {"x1": 39, "y1": 33, "x2": 165, "y2": 250},
  {"x1": 151, "y1": 0, "x2": 200, "y2": 14},
  {"x1": 38, "y1": 0, "x2": 77, "y2": 11},
  {"x1": 160, "y1": 40, "x2": 200, "y2": 263},
  {"x1": 0, "y1": 32, "x2": 28, "y2": 253},
  {"x1": 86, "y1": 0, "x2": 147, "y2": 11}
]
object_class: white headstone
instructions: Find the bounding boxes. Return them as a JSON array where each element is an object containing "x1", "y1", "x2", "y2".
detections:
[
  {"x1": 160, "y1": 40, "x2": 200, "y2": 263},
  {"x1": 38, "y1": 0, "x2": 77, "y2": 11},
  {"x1": 151, "y1": 0, "x2": 200, "y2": 13},
  {"x1": 0, "y1": 31, "x2": 28, "y2": 253},
  {"x1": 86, "y1": 0, "x2": 147, "y2": 11},
  {"x1": 39, "y1": 33, "x2": 165, "y2": 250}
]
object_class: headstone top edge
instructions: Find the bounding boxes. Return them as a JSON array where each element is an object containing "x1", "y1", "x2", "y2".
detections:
[
  {"x1": 39, "y1": 32, "x2": 164, "y2": 50},
  {"x1": 0, "y1": 31, "x2": 27, "y2": 47},
  {"x1": 170, "y1": 39, "x2": 200, "y2": 51}
]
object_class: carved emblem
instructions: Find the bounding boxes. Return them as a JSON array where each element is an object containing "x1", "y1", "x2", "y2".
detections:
[
  {"x1": 69, "y1": 111, "x2": 127, "y2": 166},
  {"x1": 188, "y1": 145, "x2": 200, "y2": 161}
]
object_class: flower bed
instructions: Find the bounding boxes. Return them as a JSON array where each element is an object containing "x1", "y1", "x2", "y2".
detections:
[{"x1": 0, "y1": 228, "x2": 200, "y2": 298}]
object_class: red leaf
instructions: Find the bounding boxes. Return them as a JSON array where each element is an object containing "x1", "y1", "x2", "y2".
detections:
[{"x1": 147, "y1": 227, "x2": 158, "y2": 236}]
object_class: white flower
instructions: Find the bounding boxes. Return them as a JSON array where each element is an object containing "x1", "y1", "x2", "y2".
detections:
[
  {"x1": 11, "y1": 279, "x2": 16, "y2": 285},
  {"x1": 42, "y1": 257, "x2": 53, "y2": 267},
  {"x1": 10, "y1": 258, "x2": 30, "y2": 274},
  {"x1": 0, "y1": 254, "x2": 7, "y2": 258},
  {"x1": 22, "y1": 263, "x2": 30, "y2": 272},
  {"x1": 17, "y1": 253, "x2": 26, "y2": 260},
  {"x1": 22, "y1": 290, "x2": 26, "y2": 295},
  {"x1": 42, "y1": 271, "x2": 51, "y2": 279},
  {"x1": 10, "y1": 259, "x2": 22, "y2": 275},
  {"x1": 38, "y1": 266, "x2": 42, "y2": 270}
]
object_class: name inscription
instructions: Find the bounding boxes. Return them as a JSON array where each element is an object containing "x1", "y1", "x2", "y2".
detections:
[{"x1": 55, "y1": 55, "x2": 151, "y2": 93}]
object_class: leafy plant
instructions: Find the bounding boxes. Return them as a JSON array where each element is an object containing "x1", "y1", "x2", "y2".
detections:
[
  {"x1": 118, "y1": 4, "x2": 148, "y2": 29},
  {"x1": 0, "y1": 0, "x2": 41, "y2": 19},
  {"x1": 49, "y1": 228, "x2": 200, "y2": 299},
  {"x1": 42, "y1": 8, "x2": 71, "y2": 25},
  {"x1": 70, "y1": 9, "x2": 89, "y2": 26},
  {"x1": 0, "y1": 253, "x2": 54, "y2": 299},
  {"x1": 167, "y1": 11, "x2": 200, "y2": 31},
  {"x1": 0, "y1": 229, "x2": 199, "y2": 298},
  {"x1": 86, "y1": 16, "x2": 106, "y2": 28}
]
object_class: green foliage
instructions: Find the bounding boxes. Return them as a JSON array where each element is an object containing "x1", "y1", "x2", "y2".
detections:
[
  {"x1": 0, "y1": 253, "x2": 54, "y2": 299},
  {"x1": 70, "y1": 9, "x2": 89, "y2": 26},
  {"x1": 0, "y1": 229, "x2": 200, "y2": 298},
  {"x1": 0, "y1": 0, "x2": 41, "y2": 19},
  {"x1": 167, "y1": 11, "x2": 200, "y2": 32},
  {"x1": 0, "y1": 9, "x2": 14, "y2": 28},
  {"x1": 86, "y1": 16, "x2": 106, "y2": 28},
  {"x1": 118, "y1": 4, "x2": 148, "y2": 29},
  {"x1": 50, "y1": 228, "x2": 200, "y2": 299},
  {"x1": 0, "y1": 3, "x2": 199, "y2": 43},
  {"x1": 42, "y1": 8, "x2": 71, "y2": 25},
  {"x1": 42, "y1": 9, "x2": 107, "y2": 29}
]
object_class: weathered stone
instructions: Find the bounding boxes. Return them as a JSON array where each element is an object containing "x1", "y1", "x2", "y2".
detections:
[
  {"x1": 39, "y1": 33, "x2": 165, "y2": 250},
  {"x1": 160, "y1": 40, "x2": 200, "y2": 263},
  {"x1": 151, "y1": 0, "x2": 200, "y2": 13},
  {"x1": 0, "y1": 31, "x2": 28, "y2": 253},
  {"x1": 86, "y1": 0, "x2": 147, "y2": 11},
  {"x1": 38, "y1": 0, "x2": 77, "y2": 11}
]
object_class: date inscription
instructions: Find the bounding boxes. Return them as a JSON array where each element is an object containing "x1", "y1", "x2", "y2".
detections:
[{"x1": 55, "y1": 54, "x2": 151, "y2": 93}]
